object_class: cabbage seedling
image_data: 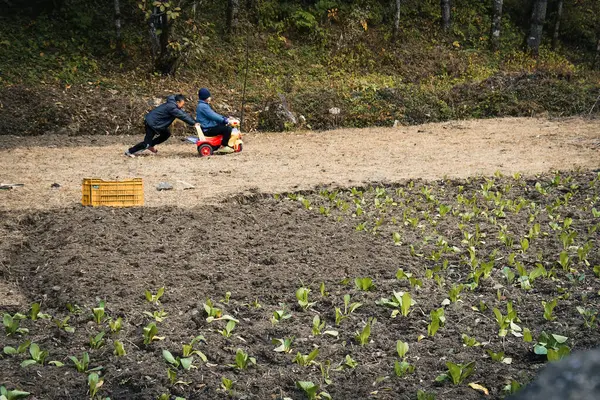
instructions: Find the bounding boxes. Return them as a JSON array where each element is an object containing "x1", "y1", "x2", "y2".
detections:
[
  {"x1": 221, "y1": 376, "x2": 234, "y2": 395},
  {"x1": 182, "y1": 335, "x2": 208, "y2": 361},
  {"x1": 295, "y1": 381, "x2": 332, "y2": 400},
  {"x1": 204, "y1": 299, "x2": 222, "y2": 319},
  {"x1": 313, "y1": 315, "x2": 325, "y2": 335},
  {"x1": 230, "y1": 348, "x2": 256, "y2": 370},
  {"x1": 461, "y1": 334, "x2": 480, "y2": 347},
  {"x1": 416, "y1": 390, "x2": 436, "y2": 400},
  {"x1": 293, "y1": 348, "x2": 319, "y2": 367},
  {"x1": 145, "y1": 287, "x2": 165, "y2": 305},
  {"x1": 68, "y1": 352, "x2": 102, "y2": 373},
  {"x1": 29, "y1": 303, "x2": 50, "y2": 321},
  {"x1": 394, "y1": 360, "x2": 415, "y2": 377},
  {"x1": 142, "y1": 322, "x2": 165, "y2": 344},
  {"x1": 3, "y1": 313, "x2": 27, "y2": 336},
  {"x1": 92, "y1": 301, "x2": 106, "y2": 324},
  {"x1": 542, "y1": 299, "x2": 558, "y2": 321},
  {"x1": 493, "y1": 302, "x2": 522, "y2": 337},
  {"x1": 53, "y1": 316, "x2": 75, "y2": 333},
  {"x1": 89, "y1": 331, "x2": 106, "y2": 349},
  {"x1": 272, "y1": 337, "x2": 294, "y2": 353},
  {"x1": 109, "y1": 317, "x2": 123, "y2": 333},
  {"x1": 355, "y1": 317, "x2": 375, "y2": 346},
  {"x1": 87, "y1": 373, "x2": 103, "y2": 398},
  {"x1": 20, "y1": 343, "x2": 48, "y2": 367},
  {"x1": 113, "y1": 340, "x2": 126, "y2": 357},
  {"x1": 354, "y1": 277, "x2": 374, "y2": 291},
  {"x1": 0, "y1": 385, "x2": 30, "y2": 400},
  {"x1": 220, "y1": 320, "x2": 237, "y2": 338},
  {"x1": 163, "y1": 349, "x2": 195, "y2": 371},
  {"x1": 436, "y1": 361, "x2": 476, "y2": 385},
  {"x1": 534, "y1": 332, "x2": 570, "y2": 361},
  {"x1": 576, "y1": 306, "x2": 598, "y2": 329},
  {"x1": 427, "y1": 308, "x2": 445, "y2": 337},
  {"x1": 376, "y1": 291, "x2": 414, "y2": 318},
  {"x1": 3, "y1": 341, "x2": 30, "y2": 356},
  {"x1": 271, "y1": 305, "x2": 292, "y2": 325},
  {"x1": 335, "y1": 294, "x2": 362, "y2": 325},
  {"x1": 486, "y1": 349, "x2": 512, "y2": 364},
  {"x1": 143, "y1": 310, "x2": 168, "y2": 322},
  {"x1": 296, "y1": 287, "x2": 316, "y2": 310}
]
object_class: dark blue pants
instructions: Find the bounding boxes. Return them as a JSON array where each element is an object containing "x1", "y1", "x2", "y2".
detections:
[
  {"x1": 129, "y1": 124, "x2": 171, "y2": 153},
  {"x1": 204, "y1": 125, "x2": 232, "y2": 147}
]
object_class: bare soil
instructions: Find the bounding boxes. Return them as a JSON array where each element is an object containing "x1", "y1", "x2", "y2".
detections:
[
  {"x1": 0, "y1": 117, "x2": 599, "y2": 400},
  {"x1": 0, "y1": 117, "x2": 598, "y2": 212}
]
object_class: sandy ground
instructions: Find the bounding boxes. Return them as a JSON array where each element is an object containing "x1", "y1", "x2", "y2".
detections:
[{"x1": 1, "y1": 117, "x2": 599, "y2": 212}]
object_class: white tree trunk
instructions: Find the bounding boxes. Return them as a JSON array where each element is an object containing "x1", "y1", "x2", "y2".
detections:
[
  {"x1": 527, "y1": 0, "x2": 548, "y2": 56},
  {"x1": 392, "y1": 0, "x2": 401, "y2": 42},
  {"x1": 552, "y1": 0, "x2": 563, "y2": 49},
  {"x1": 491, "y1": 0, "x2": 503, "y2": 50}
]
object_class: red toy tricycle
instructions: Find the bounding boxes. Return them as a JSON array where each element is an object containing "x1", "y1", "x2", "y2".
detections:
[{"x1": 187, "y1": 119, "x2": 243, "y2": 156}]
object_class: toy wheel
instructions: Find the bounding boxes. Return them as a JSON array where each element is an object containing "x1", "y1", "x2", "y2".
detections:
[
  {"x1": 198, "y1": 144, "x2": 213, "y2": 157},
  {"x1": 235, "y1": 143, "x2": 243, "y2": 153}
]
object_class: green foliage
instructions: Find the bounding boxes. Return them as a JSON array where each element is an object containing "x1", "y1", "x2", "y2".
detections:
[
  {"x1": 354, "y1": 277, "x2": 374, "y2": 291},
  {"x1": 92, "y1": 300, "x2": 106, "y2": 324},
  {"x1": 427, "y1": 308, "x2": 445, "y2": 337},
  {"x1": 145, "y1": 287, "x2": 165, "y2": 305},
  {"x1": 89, "y1": 331, "x2": 106, "y2": 349},
  {"x1": 142, "y1": 322, "x2": 165, "y2": 344},
  {"x1": 355, "y1": 317, "x2": 375, "y2": 346},
  {"x1": 272, "y1": 337, "x2": 294, "y2": 353},
  {"x1": 20, "y1": 343, "x2": 48, "y2": 368},
  {"x1": 542, "y1": 298, "x2": 558, "y2": 321},
  {"x1": 0, "y1": 386, "x2": 30, "y2": 400},
  {"x1": 109, "y1": 317, "x2": 123, "y2": 333},
  {"x1": 437, "y1": 361, "x2": 476, "y2": 385},
  {"x1": 113, "y1": 340, "x2": 126, "y2": 357},
  {"x1": 294, "y1": 348, "x2": 319, "y2": 366},
  {"x1": 3, "y1": 313, "x2": 28, "y2": 336},
  {"x1": 231, "y1": 348, "x2": 256, "y2": 370},
  {"x1": 376, "y1": 291, "x2": 415, "y2": 318},
  {"x1": 163, "y1": 349, "x2": 194, "y2": 371},
  {"x1": 3, "y1": 341, "x2": 30, "y2": 356},
  {"x1": 534, "y1": 332, "x2": 570, "y2": 361},
  {"x1": 296, "y1": 287, "x2": 316, "y2": 310},
  {"x1": 272, "y1": 304, "x2": 292, "y2": 325},
  {"x1": 295, "y1": 381, "x2": 331, "y2": 400},
  {"x1": 87, "y1": 372, "x2": 103, "y2": 398}
]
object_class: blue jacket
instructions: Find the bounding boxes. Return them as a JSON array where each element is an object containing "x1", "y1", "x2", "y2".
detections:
[
  {"x1": 145, "y1": 96, "x2": 196, "y2": 130},
  {"x1": 196, "y1": 100, "x2": 227, "y2": 130}
]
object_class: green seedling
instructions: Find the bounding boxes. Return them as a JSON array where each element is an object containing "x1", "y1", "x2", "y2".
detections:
[
  {"x1": 20, "y1": 343, "x2": 48, "y2": 367},
  {"x1": 143, "y1": 310, "x2": 168, "y2": 322},
  {"x1": 427, "y1": 308, "x2": 445, "y2": 337},
  {"x1": 221, "y1": 291, "x2": 231, "y2": 304},
  {"x1": 416, "y1": 390, "x2": 436, "y2": 400},
  {"x1": 272, "y1": 337, "x2": 294, "y2": 353},
  {"x1": 66, "y1": 303, "x2": 82, "y2": 314},
  {"x1": 53, "y1": 316, "x2": 75, "y2": 333},
  {"x1": 68, "y1": 352, "x2": 101, "y2": 373},
  {"x1": 319, "y1": 360, "x2": 333, "y2": 385},
  {"x1": 335, "y1": 294, "x2": 362, "y2": 325},
  {"x1": 542, "y1": 298, "x2": 558, "y2": 321},
  {"x1": 87, "y1": 373, "x2": 103, "y2": 399},
  {"x1": 392, "y1": 232, "x2": 402, "y2": 245},
  {"x1": 558, "y1": 251, "x2": 570, "y2": 270},
  {"x1": 203, "y1": 299, "x2": 222, "y2": 319},
  {"x1": 493, "y1": 302, "x2": 522, "y2": 337},
  {"x1": 503, "y1": 380, "x2": 522, "y2": 395},
  {"x1": 109, "y1": 317, "x2": 123, "y2": 333},
  {"x1": 394, "y1": 360, "x2": 415, "y2": 377},
  {"x1": 461, "y1": 334, "x2": 480, "y2": 347},
  {"x1": 296, "y1": 381, "x2": 332, "y2": 400},
  {"x1": 3, "y1": 341, "x2": 30, "y2": 356},
  {"x1": 89, "y1": 331, "x2": 106, "y2": 349},
  {"x1": 376, "y1": 291, "x2": 415, "y2": 318},
  {"x1": 448, "y1": 284, "x2": 463, "y2": 303},
  {"x1": 113, "y1": 340, "x2": 126, "y2": 356},
  {"x1": 486, "y1": 349, "x2": 512, "y2": 364},
  {"x1": 355, "y1": 317, "x2": 375, "y2": 346},
  {"x1": 221, "y1": 376, "x2": 234, "y2": 395},
  {"x1": 163, "y1": 349, "x2": 194, "y2": 371},
  {"x1": 271, "y1": 304, "x2": 292, "y2": 325},
  {"x1": 294, "y1": 348, "x2": 319, "y2": 367},
  {"x1": 245, "y1": 298, "x2": 262, "y2": 309},
  {"x1": 594, "y1": 265, "x2": 600, "y2": 278},
  {"x1": 142, "y1": 322, "x2": 165, "y2": 344},
  {"x1": 3, "y1": 313, "x2": 28, "y2": 336},
  {"x1": 354, "y1": 277, "x2": 374, "y2": 291},
  {"x1": 396, "y1": 340, "x2": 409, "y2": 358},
  {"x1": 92, "y1": 301, "x2": 106, "y2": 324},
  {"x1": 523, "y1": 328, "x2": 533, "y2": 342},
  {"x1": 29, "y1": 303, "x2": 50, "y2": 321},
  {"x1": 338, "y1": 354, "x2": 358, "y2": 369},
  {"x1": 230, "y1": 348, "x2": 256, "y2": 370},
  {"x1": 0, "y1": 386, "x2": 31, "y2": 400},
  {"x1": 313, "y1": 315, "x2": 325, "y2": 335},
  {"x1": 534, "y1": 332, "x2": 570, "y2": 361},
  {"x1": 576, "y1": 306, "x2": 598, "y2": 328},
  {"x1": 296, "y1": 287, "x2": 316, "y2": 310},
  {"x1": 436, "y1": 361, "x2": 476, "y2": 385},
  {"x1": 167, "y1": 368, "x2": 178, "y2": 385},
  {"x1": 182, "y1": 335, "x2": 207, "y2": 361},
  {"x1": 559, "y1": 230, "x2": 577, "y2": 250},
  {"x1": 145, "y1": 287, "x2": 165, "y2": 305},
  {"x1": 220, "y1": 320, "x2": 237, "y2": 338},
  {"x1": 319, "y1": 282, "x2": 327, "y2": 297}
]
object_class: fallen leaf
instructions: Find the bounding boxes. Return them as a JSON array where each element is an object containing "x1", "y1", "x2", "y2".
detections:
[{"x1": 468, "y1": 382, "x2": 489, "y2": 395}]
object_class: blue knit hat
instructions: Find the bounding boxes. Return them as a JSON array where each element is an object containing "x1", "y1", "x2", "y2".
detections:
[{"x1": 198, "y1": 88, "x2": 211, "y2": 100}]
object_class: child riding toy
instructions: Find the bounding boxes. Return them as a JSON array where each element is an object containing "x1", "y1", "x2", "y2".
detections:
[{"x1": 186, "y1": 118, "x2": 243, "y2": 156}]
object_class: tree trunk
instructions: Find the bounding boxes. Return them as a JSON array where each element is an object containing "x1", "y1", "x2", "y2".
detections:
[
  {"x1": 527, "y1": 0, "x2": 548, "y2": 56},
  {"x1": 491, "y1": 0, "x2": 503, "y2": 51},
  {"x1": 114, "y1": 0, "x2": 123, "y2": 54},
  {"x1": 149, "y1": 1, "x2": 177, "y2": 75},
  {"x1": 440, "y1": 0, "x2": 451, "y2": 31},
  {"x1": 551, "y1": 0, "x2": 563, "y2": 49},
  {"x1": 392, "y1": 0, "x2": 401, "y2": 42},
  {"x1": 595, "y1": 38, "x2": 600, "y2": 69},
  {"x1": 226, "y1": 0, "x2": 239, "y2": 36}
]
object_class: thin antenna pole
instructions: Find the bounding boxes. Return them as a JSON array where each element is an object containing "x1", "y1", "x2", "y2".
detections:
[{"x1": 240, "y1": 30, "x2": 250, "y2": 131}]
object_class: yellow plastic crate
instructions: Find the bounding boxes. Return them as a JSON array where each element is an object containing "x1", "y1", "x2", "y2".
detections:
[{"x1": 82, "y1": 178, "x2": 144, "y2": 207}]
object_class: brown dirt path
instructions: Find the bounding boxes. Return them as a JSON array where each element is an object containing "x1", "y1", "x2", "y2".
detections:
[{"x1": 0, "y1": 117, "x2": 599, "y2": 212}]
